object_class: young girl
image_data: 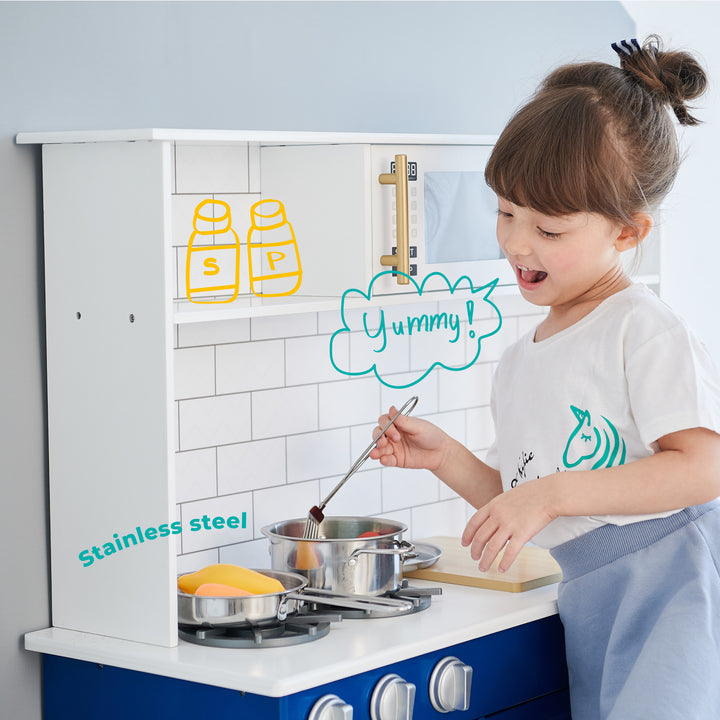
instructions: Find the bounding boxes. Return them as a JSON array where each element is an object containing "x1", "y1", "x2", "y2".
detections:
[{"x1": 371, "y1": 36, "x2": 720, "y2": 719}]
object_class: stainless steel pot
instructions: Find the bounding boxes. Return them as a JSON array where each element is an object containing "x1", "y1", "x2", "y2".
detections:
[{"x1": 261, "y1": 516, "x2": 416, "y2": 596}]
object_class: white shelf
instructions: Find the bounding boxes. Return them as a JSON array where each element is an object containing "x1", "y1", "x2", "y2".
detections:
[
  {"x1": 172, "y1": 282, "x2": 525, "y2": 324},
  {"x1": 16, "y1": 128, "x2": 498, "y2": 147},
  {"x1": 172, "y1": 276, "x2": 659, "y2": 324}
]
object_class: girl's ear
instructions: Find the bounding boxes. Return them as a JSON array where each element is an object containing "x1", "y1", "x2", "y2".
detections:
[{"x1": 615, "y1": 213, "x2": 653, "y2": 252}]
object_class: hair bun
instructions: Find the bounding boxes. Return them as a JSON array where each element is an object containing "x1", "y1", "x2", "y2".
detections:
[{"x1": 622, "y1": 35, "x2": 708, "y2": 125}]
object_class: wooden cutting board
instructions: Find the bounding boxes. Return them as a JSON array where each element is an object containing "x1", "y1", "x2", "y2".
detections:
[{"x1": 404, "y1": 536, "x2": 562, "y2": 593}]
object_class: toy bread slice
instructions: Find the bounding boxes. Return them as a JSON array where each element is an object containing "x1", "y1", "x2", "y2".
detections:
[{"x1": 178, "y1": 564, "x2": 285, "y2": 594}]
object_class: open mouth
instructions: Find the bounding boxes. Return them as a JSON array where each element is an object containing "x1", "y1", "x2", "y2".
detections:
[{"x1": 517, "y1": 264, "x2": 548, "y2": 284}]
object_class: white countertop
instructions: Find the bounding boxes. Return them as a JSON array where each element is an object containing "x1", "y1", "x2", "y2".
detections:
[{"x1": 25, "y1": 580, "x2": 558, "y2": 698}]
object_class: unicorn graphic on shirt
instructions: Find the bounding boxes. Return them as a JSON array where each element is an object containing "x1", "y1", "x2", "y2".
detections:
[{"x1": 562, "y1": 405, "x2": 627, "y2": 470}]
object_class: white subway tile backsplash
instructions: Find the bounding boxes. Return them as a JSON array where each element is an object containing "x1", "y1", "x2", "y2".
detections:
[
  {"x1": 319, "y1": 468, "x2": 382, "y2": 517},
  {"x1": 350, "y1": 422, "x2": 381, "y2": 465},
  {"x1": 381, "y1": 467, "x2": 440, "y2": 512},
  {"x1": 177, "y1": 548, "x2": 219, "y2": 575},
  {"x1": 466, "y1": 405, "x2": 495, "y2": 452},
  {"x1": 220, "y1": 538, "x2": 271, "y2": 568},
  {"x1": 318, "y1": 309, "x2": 345, "y2": 335},
  {"x1": 437, "y1": 362, "x2": 492, "y2": 412},
  {"x1": 473, "y1": 318, "x2": 515, "y2": 363},
  {"x1": 216, "y1": 339, "x2": 285, "y2": 394},
  {"x1": 248, "y1": 144, "x2": 261, "y2": 193},
  {"x1": 318, "y1": 378, "x2": 379, "y2": 430},
  {"x1": 181, "y1": 493, "x2": 253, "y2": 554},
  {"x1": 286, "y1": 427, "x2": 350, "y2": 484},
  {"x1": 175, "y1": 144, "x2": 250, "y2": 194},
  {"x1": 424, "y1": 410, "x2": 467, "y2": 447},
  {"x1": 252, "y1": 385, "x2": 318, "y2": 439},
  {"x1": 172, "y1": 195, "x2": 210, "y2": 247},
  {"x1": 411, "y1": 498, "x2": 467, "y2": 539},
  {"x1": 175, "y1": 447, "x2": 216, "y2": 503},
  {"x1": 409, "y1": 328, "x2": 467, "y2": 374},
  {"x1": 495, "y1": 292, "x2": 546, "y2": 318},
  {"x1": 349, "y1": 328, "x2": 411, "y2": 376},
  {"x1": 252, "y1": 480, "x2": 319, "y2": 537},
  {"x1": 380, "y1": 373, "x2": 439, "y2": 415},
  {"x1": 217, "y1": 437, "x2": 286, "y2": 495},
  {"x1": 179, "y1": 393, "x2": 251, "y2": 450},
  {"x1": 215, "y1": 194, "x2": 261, "y2": 238},
  {"x1": 251, "y1": 312, "x2": 317, "y2": 341},
  {"x1": 174, "y1": 346, "x2": 215, "y2": 399},
  {"x1": 178, "y1": 318, "x2": 250, "y2": 348},
  {"x1": 286, "y1": 334, "x2": 345, "y2": 386},
  {"x1": 377, "y1": 508, "x2": 412, "y2": 536}
]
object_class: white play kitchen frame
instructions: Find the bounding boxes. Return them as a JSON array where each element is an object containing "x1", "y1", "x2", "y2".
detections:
[
  {"x1": 18, "y1": 128, "x2": 662, "y2": 649},
  {"x1": 18, "y1": 128, "x2": 515, "y2": 647}
]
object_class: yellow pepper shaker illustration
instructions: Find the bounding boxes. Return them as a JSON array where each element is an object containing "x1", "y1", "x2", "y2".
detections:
[
  {"x1": 186, "y1": 199, "x2": 241, "y2": 304},
  {"x1": 247, "y1": 199, "x2": 302, "y2": 297}
]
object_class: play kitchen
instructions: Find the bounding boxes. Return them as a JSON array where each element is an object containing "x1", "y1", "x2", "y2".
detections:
[{"x1": 19, "y1": 129, "x2": 569, "y2": 719}]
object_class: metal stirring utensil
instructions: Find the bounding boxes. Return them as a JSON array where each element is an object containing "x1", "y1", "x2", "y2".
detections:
[{"x1": 302, "y1": 396, "x2": 419, "y2": 539}]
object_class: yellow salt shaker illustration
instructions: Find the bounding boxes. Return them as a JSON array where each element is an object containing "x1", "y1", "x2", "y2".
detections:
[
  {"x1": 247, "y1": 199, "x2": 302, "y2": 297},
  {"x1": 186, "y1": 199, "x2": 241, "y2": 304}
]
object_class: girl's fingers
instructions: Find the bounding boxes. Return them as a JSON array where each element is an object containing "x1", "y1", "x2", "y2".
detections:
[
  {"x1": 476, "y1": 530, "x2": 509, "y2": 572},
  {"x1": 461, "y1": 507, "x2": 489, "y2": 547},
  {"x1": 497, "y1": 538, "x2": 524, "y2": 573}
]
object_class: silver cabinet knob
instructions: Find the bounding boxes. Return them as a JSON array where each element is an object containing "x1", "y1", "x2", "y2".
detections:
[
  {"x1": 370, "y1": 673, "x2": 416, "y2": 720},
  {"x1": 429, "y1": 656, "x2": 473, "y2": 713},
  {"x1": 308, "y1": 694, "x2": 353, "y2": 720}
]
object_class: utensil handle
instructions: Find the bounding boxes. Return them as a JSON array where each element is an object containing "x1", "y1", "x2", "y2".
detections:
[
  {"x1": 298, "y1": 586, "x2": 414, "y2": 608},
  {"x1": 285, "y1": 591, "x2": 413, "y2": 613},
  {"x1": 349, "y1": 540, "x2": 416, "y2": 564},
  {"x1": 317, "y1": 396, "x2": 418, "y2": 511}
]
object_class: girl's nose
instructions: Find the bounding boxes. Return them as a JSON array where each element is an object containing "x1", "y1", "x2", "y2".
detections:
[{"x1": 501, "y1": 228, "x2": 532, "y2": 257}]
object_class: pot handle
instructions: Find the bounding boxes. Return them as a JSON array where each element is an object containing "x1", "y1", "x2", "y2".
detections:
[{"x1": 348, "y1": 540, "x2": 416, "y2": 565}]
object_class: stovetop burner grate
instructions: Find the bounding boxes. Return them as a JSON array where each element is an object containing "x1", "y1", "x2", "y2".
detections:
[{"x1": 179, "y1": 614, "x2": 340, "y2": 649}]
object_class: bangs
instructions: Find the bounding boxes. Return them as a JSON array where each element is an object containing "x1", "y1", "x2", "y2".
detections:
[{"x1": 485, "y1": 86, "x2": 630, "y2": 220}]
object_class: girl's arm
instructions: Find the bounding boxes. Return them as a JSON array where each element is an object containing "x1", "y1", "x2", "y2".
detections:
[
  {"x1": 463, "y1": 426, "x2": 720, "y2": 572},
  {"x1": 370, "y1": 408, "x2": 503, "y2": 509}
]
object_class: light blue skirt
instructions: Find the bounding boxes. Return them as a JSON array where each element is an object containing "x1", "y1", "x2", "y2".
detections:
[{"x1": 550, "y1": 499, "x2": 720, "y2": 720}]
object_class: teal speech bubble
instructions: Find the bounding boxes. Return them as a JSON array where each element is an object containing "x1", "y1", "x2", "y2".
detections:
[{"x1": 329, "y1": 271, "x2": 502, "y2": 389}]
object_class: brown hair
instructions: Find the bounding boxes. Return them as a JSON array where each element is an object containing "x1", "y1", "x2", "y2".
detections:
[{"x1": 484, "y1": 36, "x2": 708, "y2": 229}]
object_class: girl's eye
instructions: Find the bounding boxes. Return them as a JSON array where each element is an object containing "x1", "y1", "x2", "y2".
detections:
[
  {"x1": 538, "y1": 228, "x2": 562, "y2": 239},
  {"x1": 497, "y1": 208, "x2": 513, "y2": 218}
]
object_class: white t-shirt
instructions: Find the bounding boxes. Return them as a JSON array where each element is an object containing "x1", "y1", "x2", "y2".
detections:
[{"x1": 486, "y1": 283, "x2": 720, "y2": 548}]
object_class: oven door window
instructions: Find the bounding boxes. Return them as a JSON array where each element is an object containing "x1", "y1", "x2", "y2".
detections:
[{"x1": 424, "y1": 171, "x2": 502, "y2": 263}]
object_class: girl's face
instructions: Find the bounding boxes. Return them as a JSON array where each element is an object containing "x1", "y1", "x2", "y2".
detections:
[{"x1": 495, "y1": 198, "x2": 628, "y2": 311}]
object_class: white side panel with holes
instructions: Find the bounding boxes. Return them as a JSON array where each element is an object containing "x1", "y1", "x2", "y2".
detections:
[{"x1": 42, "y1": 140, "x2": 177, "y2": 646}]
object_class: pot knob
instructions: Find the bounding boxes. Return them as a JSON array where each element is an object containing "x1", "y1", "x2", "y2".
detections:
[
  {"x1": 429, "y1": 656, "x2": 473, "y2": 713},
  {"x1": 308, "y1": 694, "x2": 353, "y2": 720},
  {"x1": 370, "y1": 673, "x2": 415, "y2": 720}
]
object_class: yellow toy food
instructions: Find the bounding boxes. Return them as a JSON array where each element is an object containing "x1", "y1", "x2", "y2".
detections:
[
  {"x1": 194, "y1": 583, "x2": 253, "y2": 597},
  {"x1": 295, "y1": 540, "x2": 321, "y2": 570},
  {"x1": 177, "y1": 564, "x2": 285, "y2": 595}
]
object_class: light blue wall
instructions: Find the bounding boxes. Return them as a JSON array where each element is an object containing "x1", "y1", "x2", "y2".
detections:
[{"x1": 0, "y1": 2, "x2": 632, "y2": 713}]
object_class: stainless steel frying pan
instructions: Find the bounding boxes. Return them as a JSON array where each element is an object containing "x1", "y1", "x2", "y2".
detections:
[{"x1": 177, "y1": 568, "x2": 413, "y2": 627}]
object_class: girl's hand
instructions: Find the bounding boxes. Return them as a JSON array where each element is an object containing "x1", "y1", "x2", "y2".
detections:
[
  {"x1": 369, "y1": 407, "x2": 449, "y2": 472},
  {"x1": 461, "y1": 477, "x2": 559, "y2": 573}
]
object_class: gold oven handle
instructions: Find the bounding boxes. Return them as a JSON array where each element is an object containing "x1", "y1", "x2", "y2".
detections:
[{"x1": 378, "y1": 154, "x2": 410, "y2": 285}]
